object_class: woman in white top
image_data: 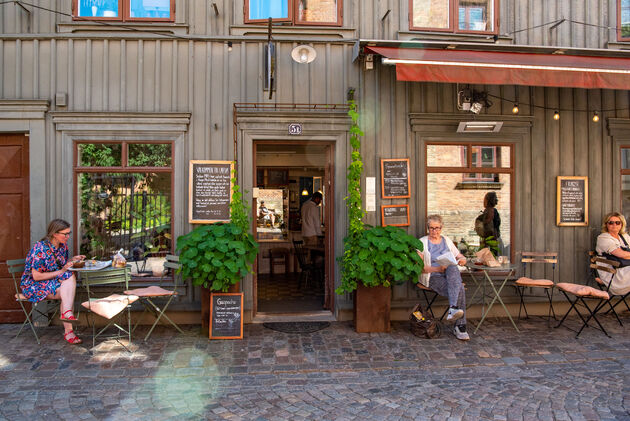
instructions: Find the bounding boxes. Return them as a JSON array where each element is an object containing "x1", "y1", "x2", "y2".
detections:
[
  {"x1": 418, "y1": 214, "x2": 469, "y2": 341},
  {"x1": 595, "y1": 212, "x2": 630, "y2": 295}
]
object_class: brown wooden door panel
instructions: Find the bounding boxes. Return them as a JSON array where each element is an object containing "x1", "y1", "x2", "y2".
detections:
[{"x1": 0, "y1": 134, "x2": 30, "y2": 323}]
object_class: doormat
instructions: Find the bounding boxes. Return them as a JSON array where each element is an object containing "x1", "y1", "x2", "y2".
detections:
[{"x1": 263, "y1": 322, "x2": 330, "y2": 334}]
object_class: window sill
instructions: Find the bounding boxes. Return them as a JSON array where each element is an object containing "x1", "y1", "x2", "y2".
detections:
[
  {"x1": 455, "y1": 181, "x2": 503, "y2": 190},
  {"x1": 398, "y1": 30, "x2": 512, "y2": 44},
  {"x1": 231, "y1": 24, "x2": 356, "y2": 40},
  {"x1": 606, "y1": 41, "x2": 630, "y2": 50},
  {"x1": 57, "y1": 22, "x2": 189, "y2": 36}
]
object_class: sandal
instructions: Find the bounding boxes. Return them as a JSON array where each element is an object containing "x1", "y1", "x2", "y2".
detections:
[
  {"x1": 60, "y1": 310, "x2": 79, "y2": 323},
  {"x1": 63, "y1": 331, "x2": 83, "y2": 345}
]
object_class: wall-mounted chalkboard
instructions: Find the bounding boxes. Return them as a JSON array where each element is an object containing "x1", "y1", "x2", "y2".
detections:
[
  {"x1": 557, "y1": 176, "x2": 588, "y2": 226},
  {"x1": 189, "y1": 160, "x2": 233, "y2": 224},
  {"x1": 210, "y1": 292, "x2": 243, "y2": 340},
  {"x1": 381, "y1": 158, "x2": 410, "y2": 199},
  {"x1": 381, "y1": 204, "x2": 410, "y2": 227}
]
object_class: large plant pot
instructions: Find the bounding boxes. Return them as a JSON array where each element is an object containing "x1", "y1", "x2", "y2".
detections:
[{"x1": 354, "y1": 283, "x2": 391, "y2": 333}]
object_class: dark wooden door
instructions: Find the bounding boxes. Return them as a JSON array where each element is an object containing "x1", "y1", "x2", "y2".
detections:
[{"x1": 0, "y1": 134, "x2": 30, "y2": 323}]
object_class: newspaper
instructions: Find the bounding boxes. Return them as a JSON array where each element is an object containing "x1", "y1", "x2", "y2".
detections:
[{"x1": 435, "y1": 253, "x2": 457, "y2": 267}]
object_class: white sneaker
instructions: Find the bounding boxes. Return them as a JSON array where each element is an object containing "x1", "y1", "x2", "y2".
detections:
[
  {"x1": 453, "y1": 325, "x2": 470, "y2": 341},
  {"x1": 446, "y1": 307, "x2": 464, "y2": 321}
]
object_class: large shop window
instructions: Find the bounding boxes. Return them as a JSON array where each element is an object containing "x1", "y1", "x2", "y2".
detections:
[
  {"x1": 621, "y1": 148, "x2": 630, "y2": 216},
  {"x1": 410, "y1": 0, "x2": 497, "y2": 34},
  {"x1": 426, "y1": 142, "x2": 512, "y2": 255},
  {"x1": 73, "y1": 0, "x2": 175, "y2": 22},
  {"x1": 245, "y1": 0, "x2": 342, "y2": 26},
  {"x1": 619, "y1": 0, "x2": 630, "y2": 41},
  {"x1": 74, "y1": 141, "x2": 173, "y2": 279}
]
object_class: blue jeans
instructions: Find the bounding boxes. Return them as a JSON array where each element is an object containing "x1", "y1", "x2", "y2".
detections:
[{"x1": 430, "y1": 265, "x2": 466, "y2": 326}]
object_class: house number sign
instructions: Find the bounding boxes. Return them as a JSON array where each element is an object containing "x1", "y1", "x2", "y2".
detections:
[{"x1": 288, "y1": 123, "x2": 302, "y2": 135}]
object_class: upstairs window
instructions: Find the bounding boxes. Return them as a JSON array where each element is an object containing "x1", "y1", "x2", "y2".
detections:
[
  {"x1": 245, "y1": 0, "x2": 342, "y2": 26},
  {"x1": 73, "y1": 0, "x2": 175, "y2": 22},
  {"x1": 410, "y1": 0, "x2": 497, "y2": 34},
  {"x1": 619, "y1": 0, "x2": 630, "y2": 40}
]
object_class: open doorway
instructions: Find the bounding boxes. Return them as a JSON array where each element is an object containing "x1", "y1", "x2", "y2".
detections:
[{"x1": 253, "y1": 141, "x2": 334, "y2": 315}]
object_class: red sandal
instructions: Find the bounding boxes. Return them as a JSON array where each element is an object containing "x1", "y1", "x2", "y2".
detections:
[
  {"x1": 60, "y1": 310, "x2": 79, "y2": 323},
  {"x1": 63, "y1": 331, "x2": 82, "y2": 345}
]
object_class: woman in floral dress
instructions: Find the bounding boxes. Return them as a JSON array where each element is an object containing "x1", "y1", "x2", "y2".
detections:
[{"x1": 21, "y1": 219, "x2": 85, "y2": 344}]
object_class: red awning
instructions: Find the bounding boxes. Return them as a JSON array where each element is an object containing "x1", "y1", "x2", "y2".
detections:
[{"x1": 365, "y1": 46, "x2": 630, "y2": 90}]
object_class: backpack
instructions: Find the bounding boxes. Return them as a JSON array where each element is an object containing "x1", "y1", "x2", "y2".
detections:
[{"x1": 409, "y1": 303, "x2": 441, "y2": 339}]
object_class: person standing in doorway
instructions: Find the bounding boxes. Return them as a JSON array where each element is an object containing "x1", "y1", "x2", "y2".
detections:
[{"x1": 301, "y1": 191, "x2": 323, "y2": 246}]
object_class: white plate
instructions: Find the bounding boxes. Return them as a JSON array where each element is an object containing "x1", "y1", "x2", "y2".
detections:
[{"x1": 74, "y1": 260, "x2": 112, "y2": 271}]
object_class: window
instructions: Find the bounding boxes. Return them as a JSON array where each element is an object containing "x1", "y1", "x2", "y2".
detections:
[
  {"x1": 410, "y1": 0, "x2": 497, "y2": 34},
  {"x1": 245, "y1": 0, "x2": 342, "y2": 26},
  {"x1": 74, "y1": 141, "x2": 173, "y2": 279},
  {"x1": 621, "y1": 148, "x2": 630, "y2": 217},
  {"x1": 426, "y1": 142, "x2": 512, "y2": 256},
  {"x1": 73, "y1": 0, "x2": 175, "y2": 22},
  {"x1": 619, "y1": 0, "x2": 630, "y2": 40}
]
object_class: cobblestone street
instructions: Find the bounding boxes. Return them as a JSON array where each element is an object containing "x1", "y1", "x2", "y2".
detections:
[{"x1": 0, "y1": 314, "x2": 628, "y2": 420}]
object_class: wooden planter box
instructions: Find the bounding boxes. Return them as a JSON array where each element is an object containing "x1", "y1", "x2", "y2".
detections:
[{"x1": 354, "y1": 283, "x2": 391, "y2": 333}]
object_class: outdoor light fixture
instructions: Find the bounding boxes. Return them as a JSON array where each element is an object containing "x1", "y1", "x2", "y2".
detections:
[
  {"x1": 227, "y1": 41, "x2": 232, "y2": 52},
  {"x1": 470, "y1": 101, "x2": 483, "y2": 114},
  {"x1": 553, "y1": 110, "x2": 560, "y2": 120},
  {"x1": 302, "y1": 189, "x2": 309, "y2": 196},
  {"x1": 512, "y1": 103, "x2": 519, "y2": 114},
  {"x1": 291, "y1": 45, "x2": 316, "y2": 64},
  {"x1": 457, "y1": 86, "x2": 490, "y2": 114},
  {"x1": 592, "y1": 112, "x2": 600, "y2": 122}
]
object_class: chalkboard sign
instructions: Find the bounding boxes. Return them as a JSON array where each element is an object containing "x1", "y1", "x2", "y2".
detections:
[
  {"x1": 189, "y1": 160, "x2": 233, "y2": 224},
  {"x1": 210, "y1": 292, "x2": 243, "y2": 340},
  {"x1": 557, "y1": 176, "x2": 588, "y2": 226},
  {"x1": 381, "y1": 159, "x2": 410, "y2": 199},
  {"x1": 381, "y1": 205, "x2": 410, "y2": 227}
]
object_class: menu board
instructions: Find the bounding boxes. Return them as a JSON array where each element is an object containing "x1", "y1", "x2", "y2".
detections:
[
  {"x1": 189, "y1": 160, "x2": 233, "y2": 224},
  {"x1": 210, "y1": 292, "x2": 243, "y2": 340},
  {"x1": 556, "y1": 176, "x2": 588, "y2": 226},
  {"x1": 381, "y1": 159, "x2": 410, "y2": 199},
  {"x1": 381, "y1": 205, "x2": 410, "y2": 227}
]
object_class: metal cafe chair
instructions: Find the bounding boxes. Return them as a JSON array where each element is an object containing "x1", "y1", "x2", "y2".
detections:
[
  {"x1": 589, "y1": 251, "x2": 629, "y2": 326},
  {"x1": 555, "y1": 254, "x2": 613, "y2": 338},
  {"x1": 124, "y1": 254, "x2": 185, "y2": 341},
  {"x1": 292, "y1": 240, "x2": 323, "y2": 289},
  {"x1": 513, "y1": 251, "x2": 557, "y2": 324},
  {"x1": 80, "y1": 266, "x2": 138, "y2": 350},
  {"x1": 415, "y1": 283, "x2": 448, "y2": 320},
  {"x1": 7, "y1": 258, "x2": 60, "y2": 344}
]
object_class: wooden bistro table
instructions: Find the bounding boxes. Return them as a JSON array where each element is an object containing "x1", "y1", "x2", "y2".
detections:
[{"x1": 465, "y1": 262, "x2": 519, "y2": 334}]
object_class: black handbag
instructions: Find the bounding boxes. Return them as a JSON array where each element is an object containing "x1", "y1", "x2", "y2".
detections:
[{"x1": 603, "y1": 235, "x2": 630, "y2": 268}]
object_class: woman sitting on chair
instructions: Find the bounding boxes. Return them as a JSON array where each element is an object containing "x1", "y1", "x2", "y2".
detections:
[
  {"x1": 20, "y1": 219, "x2": 85, "y2": 345},
  {"x1": 595, "y1": 212, "x2": 630, "y2": 296}
]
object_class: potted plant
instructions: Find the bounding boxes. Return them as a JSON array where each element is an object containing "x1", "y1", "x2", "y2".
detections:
[
  {"x1": 336, "y1": 98, "x2": 424, "y2": 332},
  {"x1": 176, "y1": 168, "x2": 258, "y2": 332}
]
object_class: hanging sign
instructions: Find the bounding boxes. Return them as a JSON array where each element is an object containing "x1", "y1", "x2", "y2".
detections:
[
  {"x1": 189, "y1": 160, "x2": 233, "y2": 224},
  {"x1": 381, "y1": 158, "x2": 410, "y2": 199},
  {"x1": 557, "y1": 176, "x2": 588, "y2": 226},
  {"x1": 210, "y1": 292, "x2": 243, "y2": 340}
]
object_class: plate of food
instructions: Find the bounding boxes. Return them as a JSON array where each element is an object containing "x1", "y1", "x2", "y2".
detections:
[{"x1": 80, "y1": 259, "x2": 112, "y2": 271}]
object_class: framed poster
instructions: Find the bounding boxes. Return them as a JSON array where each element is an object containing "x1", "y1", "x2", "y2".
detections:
[
  {"x1": 381, "y1": 204, "x2": 410, "y2": 227},
  {"x1": 267, "y1": 169, "x2": 289, "y2": 186},
  {"x1": 557, "y1": 176, "x2": 588, "y2": 226},
  {"x1": 381, "y1": 158, "x2": 410, "y2": 199},
  {"x1": 189, "y1": 160, "x2": 233, "y2": 224},
  {"x1": 210, "y1": 292, "x2": 243, "y2": 340}
]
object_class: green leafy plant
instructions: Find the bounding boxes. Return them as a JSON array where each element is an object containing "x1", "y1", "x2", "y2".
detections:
[
  {"x1": 176, "y1": 167, "x2": 258, "y2": 292},
  {"x1": 336, "y1": 99, "x2": 424, "y2": 294},
  {"x1": 479, "y1": 235, "x2": 499, "y2": 257}
]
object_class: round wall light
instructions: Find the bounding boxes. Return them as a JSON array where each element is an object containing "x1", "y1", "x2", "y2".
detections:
[{"x1": 291, "y1": 45, "x2": 317, "y2": 64}]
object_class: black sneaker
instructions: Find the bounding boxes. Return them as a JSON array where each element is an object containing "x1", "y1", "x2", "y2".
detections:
[{"x1": 453, "y1": 324, "x2": 470, "y2": 341}]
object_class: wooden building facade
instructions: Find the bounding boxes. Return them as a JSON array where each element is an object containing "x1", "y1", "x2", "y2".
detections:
[{"x1": 1, "y1": 0, "x2": 630, "y2": 323}]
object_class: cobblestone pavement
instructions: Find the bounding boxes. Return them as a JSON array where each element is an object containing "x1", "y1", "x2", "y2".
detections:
[{"x1": 0, "y1": 313, "x2": 629, "y2": 421}]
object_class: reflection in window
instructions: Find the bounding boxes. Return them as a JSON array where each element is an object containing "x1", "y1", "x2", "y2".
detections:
[
  {"x1": 249, "y1": 0, "x2": 289, "y2": 20},
  {"x1": 427, "y1": 144, "x2": 467, "y2": 167},
  {"x1": 621, "y1": 0, "x2": 630, "y2": 39},
  {"x1": 246, "y1": 0, "x2": 341, "y2": 25},
  {"x1": 130, "y1": 0, "x2": 171, "y2": 18},
  {"x1": 78, "y1": 143, "x2": 122, "y2": 167},
  {"x1": 74, "y1": 0, "x2": 173, "y2": 21},
  {"x1": 77, "y1": 0, "x2": 119, "y2": 18},
  {"x1": 298, "y1": 0, "x2": 338, "y2": 23},
  {"x1": 411, "y1": 0, "x2": 495, "y2": 33},
  {"x1": 128, "y1": 143, "x2": 171, "y2": 167},
  {"x1": 412, "y1": 0, "x2": 449, "y2": 29}
]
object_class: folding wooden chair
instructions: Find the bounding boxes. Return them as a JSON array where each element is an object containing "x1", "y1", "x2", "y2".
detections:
[
  {"x1": 513, "y1": 251, "x2": 557, "y2": 324},
  {"x1": 7, "y1": 258, "x2": 60, "y2": 344},
  {"x1": 554, "y1": 254, "x2": 612, "y2": 338},
  {"x1": 415, "y1": 283, "x2": 448, "y2": 320},
  {"x1": 124, "y1": 254, "x2": 185, "y2": 341},
  {"x1": 590, "y1": 251, "x2": 628, "y2": 326},
  {"x1": 80, "y1": 266, "x2": 138, "y2": 350}
]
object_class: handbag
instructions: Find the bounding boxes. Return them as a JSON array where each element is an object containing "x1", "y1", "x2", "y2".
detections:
[
  {"x1": 409, "y1": 303, "x2": 441, "y2": 339},
  {"x1": 602, "y1": 235, "x2": 630, "y2": 268}
]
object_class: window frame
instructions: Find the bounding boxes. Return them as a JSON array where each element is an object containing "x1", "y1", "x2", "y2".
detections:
[
  {"x1": 244, "y1": 0, "x2": 343, "y2": 27},
  {"x1": 463, "y1": 145, "x2": 498, "y2": 181},
  {"x1": 618, "y1": 0, "x2": 630, "y2": 41},
  {"x1": 72, "y1": 0, "x2": 176, "y2": 23},
  {"x1": 73, "y1": 140, "x2": 175, "y2": 281},
  {"x1": 425, "y1": 140, "x2": 514, "y2": 258},
  {"x1": 408, "y1": 0, "x2": 499, "y2": 35}
]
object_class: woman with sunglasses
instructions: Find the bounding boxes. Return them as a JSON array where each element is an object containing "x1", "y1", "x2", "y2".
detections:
[
  {"x1": 20, "y1": 219, "x2": 85, "y2": 344},
  {"x1": 596, "y1": 212, "x2": 630, "y2": 295}
]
